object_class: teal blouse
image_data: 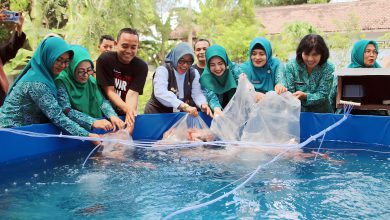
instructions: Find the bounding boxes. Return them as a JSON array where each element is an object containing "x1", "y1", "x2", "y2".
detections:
[
  {"x1": 0, "y1": 82, "x2": 89, "y2": 136},
  {"x1": 57, "y1": 82, "x2": 117, "y2": 130},
  {"x1": 283, "y1": 60, "x2": 335, "y2": 113},
  {"x1": 202, "y1": 64, "x2": 241, "y2": 110}
]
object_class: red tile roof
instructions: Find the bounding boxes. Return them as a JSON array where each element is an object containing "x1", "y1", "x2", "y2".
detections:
[{"x1": 255, "y1": 0, "x2": 390, "y2": 34}]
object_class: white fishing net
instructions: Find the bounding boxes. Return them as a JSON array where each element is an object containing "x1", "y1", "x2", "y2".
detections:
[
  {"x1": 210, "y1": 76, "x2": 257, "y2": 141},
  {"x1": 162, "y1": 114, "x2": 215, "y2": 142},
  {"x1": 100, "y1": 129, "x2": 133, "y2": 159},
  {"x1": 210, "y1": 76, "x2": 301, "y2": 145},
  {"x1": 241, "y1": 91, "x2": 301, "y2": 144}
]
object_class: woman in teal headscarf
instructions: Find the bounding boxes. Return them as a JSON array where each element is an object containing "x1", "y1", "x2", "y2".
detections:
[
  {"x1": 56, "y1": 45, "x2": 125, "y2": 132},
  {"x1": 200, "y1": 44, "x2": 240, "y2": 117},
  {"x1": 0, "y1": 37, "x2": 100, "y2": 141},
  {"x1": 240, "y1": 37, "x2": 287, "y2": 101},
  {"x1": 348, "y1": 40, "x2": 381, "y2": 68},
  {"x1": 330, "y1": 39, "x2": 382, "y2": 113}
]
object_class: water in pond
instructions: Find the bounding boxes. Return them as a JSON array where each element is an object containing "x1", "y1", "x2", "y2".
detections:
[{"x1": 1, "y1": 141, "x2": 390, "y2": 219}]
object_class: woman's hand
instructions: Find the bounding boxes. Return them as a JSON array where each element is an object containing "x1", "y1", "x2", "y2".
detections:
[
  {"x1": 213, "y1": 107, "x2": 224, "y2": 118},
  {"x1": 92, "y1": 119, "x2": 113, "y2": 131},
  {"x1": 292, "y1": 91, "x2": 307, "y2": 100},
  {"x1": 239, "y1": 73, "x2": 247, "y2": 79},
  {"x1": 88, "y1": 133, "x2": 101, "y2": 146},
  {"x1": 274, "y1": 84, "x2": 287, "y2": 94},
  {"x1": 110, "y1": 116, "x2": 125, "y2": 132},
  {"x1": 255, "y1": 92, "x2": 265, "y2": 102},
  {"x1": 201, "y1": 103, "x2": 213, "y2": 117},
  {"x1": 15, "y1": 11, "x2": 24, "y2": 34},
  {"x1": 180, "y1": 103, "x2": 198, "y2": 117}
]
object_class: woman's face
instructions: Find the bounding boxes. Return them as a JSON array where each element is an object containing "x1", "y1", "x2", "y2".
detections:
[
  {"x1": 302, "y1": 49, "x2": 321, "y2": 70},
  {"x1": 52, "y1": 52, "x2": 71, "y2": 76},
  {"x1": 176, "y1": 54, "x2": 193, "y2": 74},
  {"x1": 251, "y1": 49, "x2": 267, "y2": 67},
  {"x1": 363, "y1": 43, "x2": 378, "y2": 67},
  {"x1": 75, "y1": 61, "x2": 93, "y2": 83},
  {"x1": 209, "y1": 56, "x2": 226, "y2": 77}
]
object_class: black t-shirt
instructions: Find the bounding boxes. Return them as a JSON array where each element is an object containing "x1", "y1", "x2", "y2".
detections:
[
  {"x1": 192, "y1": 64, "x2": 204, "y2": 75},
  {"x1": 96, "y1": 51, "x2": 148, "y2": 101}
]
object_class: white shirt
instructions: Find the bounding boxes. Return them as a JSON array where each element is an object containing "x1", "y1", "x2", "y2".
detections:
[{"x1": 153, "y1": 66, "x2": 207, "y2": 109}]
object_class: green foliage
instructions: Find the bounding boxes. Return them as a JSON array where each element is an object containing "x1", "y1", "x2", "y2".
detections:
[
  {"x1": 326, "y1": 12, "x2": 365, "y2": 69},
  {"x1": 271, "y1": 21, "x2": 320, "y2": 61},
  {"x1": 140, "y1": 0, "x2": 179, "y2": 65},
  {"x1": 214, "y1": 19, "x2": 264, "y2": 62},
  {"x1": 197, "y1": 0, "x2": 263, "y2": 62},
  {"x1": 255, "y1": 0, "x2": 329, "y2": 6},
  {"x1": 307, "y1": 0, "x2": 329, "y2": 3},
  {"x1": 255, "y1": 0, "x2": 308, "y2": 7},
  {"x1": 10, "y1": 0, "x2": 29, "y2": 11},
  {"x1": 0, "y1": 23, "x2": 12, "y2": 43},
  {"x1": 378, "y1": 33, "x2": 390, "y2": 49},
  {"x1": 138, "y1": 77, "x2": 153, "y2": 114},
  {"x1": 3, "y1": 48, "x2": 32, "y2": 75}
]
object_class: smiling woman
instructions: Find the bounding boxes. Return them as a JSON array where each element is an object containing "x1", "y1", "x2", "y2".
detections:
[
  {"x1": 282, "y1": 34, "x2": 335, "y2": 113},
  {"x1": 348, "y1": 39, "x2": 381, "y2": 68},
  {"x1": 199, "y1": 44, "x2": 240, "y2": 117},
  {"x1": 55, "y1": 45, "x2": 125, "y2": 135},
  {"x1": 0, "y1": 37, "x2": 101, "y2": 144},
  {"x1": 240, "y1": 37, "x2": 287, "y2": 101},
  {"x1": 144, "y1": 42, "x2": 212, "y2": 117}
]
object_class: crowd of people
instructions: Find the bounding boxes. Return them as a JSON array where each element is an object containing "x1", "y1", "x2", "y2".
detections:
[{"x1": 0, "y1": 10, "x2": 385, "y2": 144}]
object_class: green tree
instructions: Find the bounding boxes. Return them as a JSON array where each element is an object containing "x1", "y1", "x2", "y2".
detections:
[
  {"x1": 326, "y1": 12, "x2": 364, "y2": 69},
  {"x1": 254, "y1": 0, "x2": 329, "y2": 6},
  {"x1": 272, "y1": 21, "x2": 320, "y2": 61},
  {"x1": 197, "y1": 0, "x2": 265, "y2": 62}
]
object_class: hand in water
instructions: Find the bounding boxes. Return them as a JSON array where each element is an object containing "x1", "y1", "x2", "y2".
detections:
[
  {"x1": 110, "y1": 116, "x2": 125, "y2": 132},
  {"x1": 88, "y1": 133, "x2": 101, "y2": 146}
]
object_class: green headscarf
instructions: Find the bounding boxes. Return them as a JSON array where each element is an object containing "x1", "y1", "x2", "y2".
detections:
[
  {"x1": 200, "y1": 44, "x2": 237, "y2": 95},
  {"x1": 348, "y1": 39, "x2": 381, "y2": 68},
  {"x1": 9, "y1": 37, "x2": 73, "y2": 97},
  {"x1": 55, "y1": 45, "x2": 104, "y2": 118},
  {"x1": 240, "y1": 37, "x2": 280, "y2": 93}
]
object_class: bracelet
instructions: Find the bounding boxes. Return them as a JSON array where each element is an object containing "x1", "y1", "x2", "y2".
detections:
[{"x1": 182, "y1": 104, "x2": 190, "y2": 111}]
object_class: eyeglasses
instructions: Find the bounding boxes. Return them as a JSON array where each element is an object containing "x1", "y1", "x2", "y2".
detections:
[
  {"x1": 364, "y1": 50, "x2": 378, "y2": 55},
  {"x1": 55, "y1": 58, "x2": 71, "y2": 66},
  {"x1": 177, "y1": 59, "x2": 193, "y2": 66},
  {"x1": 76, "y1": 68, "x2": 94, "y2": 77}
]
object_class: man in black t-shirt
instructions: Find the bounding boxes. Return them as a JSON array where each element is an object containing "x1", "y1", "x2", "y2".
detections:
[{"x1": 96, "y1": 28, "x2": 148, "y2": 132}]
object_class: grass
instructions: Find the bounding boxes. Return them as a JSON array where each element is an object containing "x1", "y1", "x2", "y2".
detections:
[{"x1": 138, "y1": 73, "x2": 153, "y2": 114}]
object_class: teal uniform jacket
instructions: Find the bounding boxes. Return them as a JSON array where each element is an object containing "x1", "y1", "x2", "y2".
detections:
[{"x1": 284, "y1": 59, "x2": 335, "y2": 113}]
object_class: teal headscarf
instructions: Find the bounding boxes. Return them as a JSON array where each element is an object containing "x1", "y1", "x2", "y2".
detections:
[
  {"x1": 200, "y1": 44, "x2": 237, "y2": 95},
  {"x1": 240, "y1": 37, "x2": 280, "y2": 93},
  {"x1": 165, "y1": 42, "x2": 194, "y2": 70},
  {"x1": 9, "y1": 37, "x2": 73, "y2": 97},
  {"x1": 55, "y1": 45, "x2": 104, "y2": 118},
  {"x1": 348, "y1": 39, "x2": 381, "y2": 68}
]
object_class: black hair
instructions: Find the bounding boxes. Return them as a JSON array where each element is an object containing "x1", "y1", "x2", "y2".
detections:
[
  {"x1": 117, "y1": 28, "x2": 139, "y2": 42},
  {"x1": 252, "y1": 43, "x2": 265, "y2": 51},
  {"x1": 194, "y1": 38, "x2": 210, "y2": 49},
  {"x1": 99, "y1": 35, "x2": 114, "y2": 44},
  {"x1": 296, "y1": 34, "x2": 329, "y2": 66}
]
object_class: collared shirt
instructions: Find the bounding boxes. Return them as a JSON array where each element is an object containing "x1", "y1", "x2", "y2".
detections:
[{"x1": 153, "y1": 66, "x2": 206, "y2": 109}]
